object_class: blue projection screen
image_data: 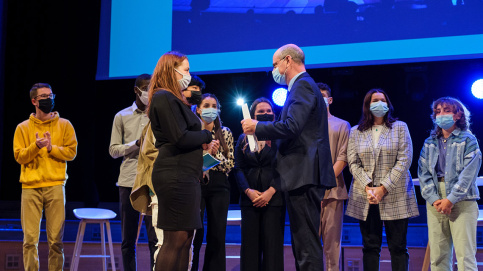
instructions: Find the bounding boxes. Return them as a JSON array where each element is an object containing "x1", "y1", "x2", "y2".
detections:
[{"x1": 97, "y1": 0, "x2": 483, "y2": 79}]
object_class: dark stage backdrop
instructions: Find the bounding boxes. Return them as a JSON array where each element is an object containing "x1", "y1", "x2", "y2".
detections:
[{"x1": 1, "y1": 1, "x2": 483, "y2": 209}]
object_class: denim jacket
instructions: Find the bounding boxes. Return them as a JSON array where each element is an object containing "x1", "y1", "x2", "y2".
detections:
[{"x1": 418, "y1": 128, "x2": 481, "y2": 205}]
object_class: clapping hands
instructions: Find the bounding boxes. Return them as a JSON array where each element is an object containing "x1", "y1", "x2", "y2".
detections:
[{"x1": 36, "y1": 132, "x2": 52, "y2": 152}]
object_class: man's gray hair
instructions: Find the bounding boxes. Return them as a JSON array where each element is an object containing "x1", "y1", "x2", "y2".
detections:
[{"x1": 278, "y1": 44, "x2": 305, "y2": 65}]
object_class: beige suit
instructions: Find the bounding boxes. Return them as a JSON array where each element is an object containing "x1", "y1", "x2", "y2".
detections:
[
  {"x1": 320, "y1": 115, "x2": 350, "y2": 271},
  {"x1": 130, "y1": 123, "x2": 158, "y2": 215}
]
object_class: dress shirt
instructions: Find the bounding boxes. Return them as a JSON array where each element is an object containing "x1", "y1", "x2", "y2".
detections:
[{"x1": 109, "y1": 102, "x2": 150, "y2": 187}]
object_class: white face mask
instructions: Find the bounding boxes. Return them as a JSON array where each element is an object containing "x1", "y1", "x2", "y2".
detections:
[
  {"x1": 323, "y1": 97, "x2": 329, "y2": 107},
  {"x1": 138, "y1": 88, "x2": 149, "y2": 105},
  {"x1": 174, "y1": 68, "x2": 191, "y2": 91}
]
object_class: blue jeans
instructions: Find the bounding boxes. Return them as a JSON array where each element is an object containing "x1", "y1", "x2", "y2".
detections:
[{"x1": 359, "y1": 204, "x2": 409, "y2": 271}]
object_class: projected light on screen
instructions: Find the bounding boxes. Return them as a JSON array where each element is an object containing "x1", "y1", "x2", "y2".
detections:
[
  {"x1": 272, "y1": 88, "x2": 288, "y2": 107},
  {"x1": 472, "y1": 79, "x2": 483, "y2": 99}
]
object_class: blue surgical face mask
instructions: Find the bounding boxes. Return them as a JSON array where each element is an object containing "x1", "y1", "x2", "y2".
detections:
[
  {"x1": 201, "y1": 108, "x2": 218, "y2": 123},
  {"x1": 435, "y1": 114, "x2": 455, "y2": 130},
  {"x1": 272, "y1": 57, "x2": 288, "y2": 85},
  {"x1": 370, "y1": 101, "x2": 389, "y2": 118},
  {"x1": 272, "y1": 67, "x2": 287, "y2": 85}
]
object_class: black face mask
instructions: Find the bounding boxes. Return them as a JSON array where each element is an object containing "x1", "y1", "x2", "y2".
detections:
[
  {"x1": 256, "y1": 113, "x2": 274, "y2": 122},
  {"x1": 187, "y1": 91, "x2": 202, "y2": 105},
  {"x1": 38, "y1": 98, "x2": 55, "y2": 114}
]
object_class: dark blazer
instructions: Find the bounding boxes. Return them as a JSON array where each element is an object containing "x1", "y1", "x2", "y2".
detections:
[
  {"x1": 255, "y1": 72, "x2": 336, "y2": 192},
  {"x1": 234, "y1": 134, "x2": 283, "y2": 206}
]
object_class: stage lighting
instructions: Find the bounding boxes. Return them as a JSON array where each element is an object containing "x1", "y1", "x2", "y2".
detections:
[
  {"x1": 471, "y1": 79, "x2": 483, "y2": 99},
  {"x1": 272, "y1": 88, "x2": 288, "y2": 107},
  {"x1": 236, "y1": 98, "x2": 245, "y2": 106}
]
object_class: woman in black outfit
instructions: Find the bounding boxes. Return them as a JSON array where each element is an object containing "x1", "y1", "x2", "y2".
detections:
[
  {"x1": 147, "y1": 51, "x2": 212, "y2": 271},
  {"x1": 234, "y1": 98, "x2": 285, "y2": 271}
]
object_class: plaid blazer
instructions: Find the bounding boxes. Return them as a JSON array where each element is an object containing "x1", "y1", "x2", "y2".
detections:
[{"x1": 345, "y1": 121, "x2": 419, "y2": 221}]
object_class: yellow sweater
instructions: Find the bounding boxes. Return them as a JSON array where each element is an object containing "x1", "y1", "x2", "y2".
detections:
[{"x1": 13, "y1": 112, "x2": 77, "y2": 188}]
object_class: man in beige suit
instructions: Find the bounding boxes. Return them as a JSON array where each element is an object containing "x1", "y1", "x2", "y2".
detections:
[{"x1": 317, "y1": 83, "x2": 350, "y2": 271}]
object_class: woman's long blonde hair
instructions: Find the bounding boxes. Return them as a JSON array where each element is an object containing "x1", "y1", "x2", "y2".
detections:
[{"x1": 147, "y1": 51, "x2": 189, "y2": 115}]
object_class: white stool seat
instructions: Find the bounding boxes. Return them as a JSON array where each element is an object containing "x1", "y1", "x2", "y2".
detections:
[
  {"x1": 73, "y1": 208, "x2": 117, "y2": 220},
  {"x1": 477, "y1": 210, "x2": 483, "y2": 225},
  {"x1": 227, "y1": 210, "x2": 242, "y2": 226}
]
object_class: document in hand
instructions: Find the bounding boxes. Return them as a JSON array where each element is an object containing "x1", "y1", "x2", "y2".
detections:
[{"x1": 203, "y1": 153, "x2": 221, "y2": 171}]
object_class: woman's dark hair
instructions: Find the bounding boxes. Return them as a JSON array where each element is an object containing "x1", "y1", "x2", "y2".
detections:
[
  {"x1": 196, "y1": 93, "x2": 229, "y2": 158},
  {"x1": 249, "y1": 97, "x2": 275, "y2": 119},
  {"x1": 188, "y1": 75, "x2": 206, "y2": 90},
  {"x1": 430, "y1": 97, "x2": 471, "y2": 137},
  {"x1": 357, "y1": 88, "x2": 397, "y2": 132},
  {"x1": 242, "y1": 97, "x2": 275, "y2": 151}
]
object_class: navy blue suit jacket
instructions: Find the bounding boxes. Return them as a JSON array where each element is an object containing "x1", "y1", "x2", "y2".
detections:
[{"x1": 255, "y1": 72, "x2": 336, "y2": 192}]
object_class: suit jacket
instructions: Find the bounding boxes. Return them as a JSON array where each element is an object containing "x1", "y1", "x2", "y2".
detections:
[
  {"x1": 256, "y1": 72, "x2": 336, "y2": 192},
  {"x1": 345, "y1": 121, "x2": 419, "y2": 221},
  {"x1": 234, "y1": 134, "x2": 283, "y2": 206}
]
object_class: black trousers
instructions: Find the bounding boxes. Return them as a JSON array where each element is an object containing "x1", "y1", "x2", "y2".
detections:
[
  {"x1": 119, "y1": 187, "x2": 158, "y2": 271},
  {"x1": 240, "y1": 205, "x2": 285, "y2": 271},
  {"x1": 191, "y1": 171, "x2": 230, "y2": 271},
  {"x1": 359, "y1": 204, "x2": 409, "y2": 271},
  {"x1": 285, "y1": 185, "x2": 325, "y2": 271}
]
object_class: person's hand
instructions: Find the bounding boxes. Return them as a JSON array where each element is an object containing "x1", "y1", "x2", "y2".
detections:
[
  {"x1": 210, "y1": 140, "x2": 220, "y2": 155},
  {"x1": 35, "y1": 132, "x2": 49, "y2": 149},
  {"x1": 241, "y1": 119, "x2": 258, "y2": 135},
  {"x1": 373, "y1": 186, "x2": 387, "y2": 202},
  {"x1": 43, "y1": 132, "x2": 52, "y2": 152},
  {"x1": 202, "y1": 142, "x2": 212, "y2": 151},
  {"x1": 253, "y1": 187, "x2": 275, "y2": 208},
  {"x1": 246, "y1": 189, "x2": 262, "y2": 202},
  {"x1": 435, "y1": 199, "x2": 453, "y2": 215},
  {"x1": 366, "y1": 187, "x2": 378, "y2": 204},
  {"x1": 433, "y1": 199, "x2": 442, "y2": 208}
]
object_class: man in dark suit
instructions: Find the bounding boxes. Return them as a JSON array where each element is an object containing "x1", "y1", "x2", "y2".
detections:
[{"x1": 242, "y1": 44, "x2": 336, "y2": 270}]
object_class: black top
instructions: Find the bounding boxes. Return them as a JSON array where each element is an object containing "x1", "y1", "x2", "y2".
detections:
[
  {"x1": 234, "y1": 134, "x2": 283, "y2": 207},
  {"x1": 149, "y1": 90, "x2": 212, "y2": 178}
]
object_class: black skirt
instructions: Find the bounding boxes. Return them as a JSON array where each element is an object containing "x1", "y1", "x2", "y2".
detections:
[{"x1": 152, "y1": 161, "x2": 202, "y2": 230}]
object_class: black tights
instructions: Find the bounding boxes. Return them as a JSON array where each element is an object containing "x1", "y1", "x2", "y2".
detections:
[{"x1": 155, "y1": 230, "x2": 194, "y2": 271}]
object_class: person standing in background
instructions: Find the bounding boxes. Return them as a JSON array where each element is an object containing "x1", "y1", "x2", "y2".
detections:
[
  {"x1": 109, "y1": 74, "x2": 158, "y2": 271},
  {"x1": 235, "y1": 97, "x2": 285, "y2": 271},
  {"x1": 345, "y1": 89, "x2": 419, "y2": 271},
  {"x1": 317, "y1": 82, "x2": 350, "y2": 271},
  {"x1": 418, "y1": 97, "x2": 481, "y2": 271},
  {"x1": 14, "y1": 83, "x2": 77, "y2": 270},
  {"x1": 192, "y1": 93, "x2": 235, "y2": 271}
]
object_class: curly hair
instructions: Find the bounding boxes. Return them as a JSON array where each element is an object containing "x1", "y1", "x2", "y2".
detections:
[{"x1": 430, "y1": 97, "x2": 471, "y2": 137}]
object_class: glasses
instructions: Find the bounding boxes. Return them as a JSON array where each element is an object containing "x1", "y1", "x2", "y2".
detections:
[
  {"x1": 272, "y1": 56, "x2": 287, "y2": 68},
  {"x1": 35, "y1": 93, "x2": 56, "y2": 99}
]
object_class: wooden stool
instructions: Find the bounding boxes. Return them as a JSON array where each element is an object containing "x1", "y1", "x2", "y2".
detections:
[{"x1": 71, "y1": 208, "x2": 117, "y2": 271}]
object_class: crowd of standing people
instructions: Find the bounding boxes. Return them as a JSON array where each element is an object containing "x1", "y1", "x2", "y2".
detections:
[{"x1": 14, "y1": 44, "x2": 481, "y2": 271}]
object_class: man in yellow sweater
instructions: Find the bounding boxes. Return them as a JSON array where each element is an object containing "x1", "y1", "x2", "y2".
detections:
[{"x1": 13, "y1": 83, "x2": 77, "y2": 271}]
